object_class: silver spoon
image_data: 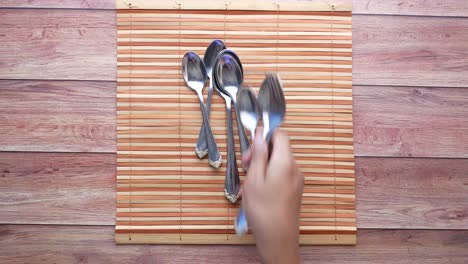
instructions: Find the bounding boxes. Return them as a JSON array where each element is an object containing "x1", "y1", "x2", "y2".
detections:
[
  {"x1": 214, "y1": 50, "x2": 250, "y2": 155},
  {"x1": 182, "y1": 52, "x2": 222, "y2": 168},
  {"x1": 258, "y1": 73, "x2": 286, "y2": 142},
  {"x1": 235, "y1": 87, "x2": 260, "y2": 236},
  {"x1": 212, "y1": 52, "x2": 244, "y2": 203},
  {"x1": 237, "y1": 87, "x2": 260, "y2": 140},
  {"x1": 195, "y1": 40, "x2": 226, "y2": 159}
]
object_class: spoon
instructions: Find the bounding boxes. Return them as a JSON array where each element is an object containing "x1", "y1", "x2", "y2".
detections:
[
  {"x1": 235, "y1": 87, "x2": 260, "y2": 236},
  {"x1": 182, "y1": 52, "x2": 222, "y2": 168},
  {"x1": 258, "y1": 73, "x2": 286, "y2": 142},
  {"x1": 214, "y1": 50, "x2": 250, "y2": 156},
  {"x1": 195, "y1": 40, "x2": 226, "y2": 159},
  {"x1": 237, "y1": 87, "x2": 260, "y2": 140},
  {"x1": 212, "y1": 51, "x2": 244, "y2": 203}
]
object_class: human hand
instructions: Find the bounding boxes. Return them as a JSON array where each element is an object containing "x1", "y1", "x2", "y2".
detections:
[{"x1": 241, "y1": 129, "x2": 304, "y2": 264}]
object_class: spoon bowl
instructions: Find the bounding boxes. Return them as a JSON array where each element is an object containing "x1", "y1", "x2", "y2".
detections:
[
  {"x1": 237, "y1": 87, "x2": 260, "y2": 139},
  {"x1": 214, "y1": 49, "x2": 243, "y2": 79},
  {"x1": 215, "y1": 54, "x2": 243, "y2": 98},
  {"x1": 204, "y1": 40, "x2": 226, "y2": 80},
  {"x1": 182, "y1": 52, "x2": 207, "y2": 93}
]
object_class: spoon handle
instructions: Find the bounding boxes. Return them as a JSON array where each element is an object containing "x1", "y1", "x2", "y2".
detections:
[
  {"x1": 233, "y1": 101, "x2": 251, "y2": 156},
  {"x1": 224, "y1": 100, "x2": 240, "y2": 203},
  {"x1": 235, "y1": 207, "x2": 248, "y2": 236},
  {"x1": 195, "y1": 80, "x2": 213, "y2": 159},
  {"x1": 197, "y1": 92, "x2": 222, "y2": 168},
  {"x1": 235, "y1": 127, "x2": 255, "y2": 236}
]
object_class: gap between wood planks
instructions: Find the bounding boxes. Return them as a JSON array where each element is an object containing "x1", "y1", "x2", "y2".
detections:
[
  {"x1": 0, "y1": 79, "x2": 466, "y2": 89},
  {"x1": 0, "y1": 0, "x2": 468, "y2": 17}
]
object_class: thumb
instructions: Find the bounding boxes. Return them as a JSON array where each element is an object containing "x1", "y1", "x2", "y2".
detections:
[{"x1": 247, "y1": 128, "x2": 268, "y2": 185}]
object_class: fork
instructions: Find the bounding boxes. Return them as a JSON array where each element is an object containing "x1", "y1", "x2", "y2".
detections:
[{"x1": 258, "y1": 73, "x2": 286, "y2": 143}]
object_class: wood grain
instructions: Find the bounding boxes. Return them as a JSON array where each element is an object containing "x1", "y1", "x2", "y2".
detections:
[
  {"x1": 0, "y1": 0, "x2": 115, "y2": 9},
  {"x1": 0, "y1": 225, "x2": 467, "y2": 263},
  {"x1": 353, "y1": 15, "x2": 468, "y2": 87},
  {"x1": 0, "y1": 9, "x2": 116, "y2": 81},
  {"x1": 2, "y1": 0, "x2": 468, "y2": 17},
  {"x1": 0, "y1": 152, "x2": 116, "y2": 225},
  {"x1": 0, "y1": 1, "x2": 465, "y2": 261},
  {"x1": 353, "y1": 86, "x2": 468, "y2": 158},
  {"x1": 3, "y1": 80, "x2": 467, "y2": 158},
  {"x1": 1, "y1": 152, "x2": 466, "y2": 229},
  {"x1": 116, "y1": 0, "x2": 352, "y2": 11},
  {"x1": 0, "y1": 80, "x2": 116, "y2": 152},
  {"x1": 353, "y1": 0, "x2": 468, "y2": 17},
  {"x1": 357, "y1": 158, "x2": 468, "y2": 229},
  {"x1": 1, "y1": 10, "x2": 467, "y2": 87}
]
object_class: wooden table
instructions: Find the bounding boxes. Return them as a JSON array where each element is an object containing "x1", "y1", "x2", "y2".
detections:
[{"x1": 1, "y1": 1, "x2": 467, "y2": 263}]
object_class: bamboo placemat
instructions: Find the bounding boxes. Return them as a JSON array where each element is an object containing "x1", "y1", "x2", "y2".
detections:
[{"x1": 116, "y1": 0, "x2": 355, "y2": 245}]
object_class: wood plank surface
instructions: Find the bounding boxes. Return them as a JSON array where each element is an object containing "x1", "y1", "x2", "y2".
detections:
[
  {"x1": 353, "y1": 0, "x2": 468, "y2": 17},
  {"x1": 0, "y1": 2, "x2": 467, "y2": 260},
  {"x1": 0, "y1": 225, "x2": 467, "y2": 263},
  {"x1": 2, "y1": 152, "x2": 466, "y2": 229},
  {"x1": 353, "y1": 15, "x2": 468, "y2": 87},
  {"x1": 357, "y1": 158, "x2": 468, "y2": 229},
  {"x1": 1, "y1": 9, "x2": 467, "y2": 88},
  {"x1": 0, "y1": 0, "x2": 115, "y2": 9},
  {"x1": 0, "y1": 80, "x2": 116, "y2": 153},
  {"x1": 0, "y1": 152, "x2": 116, "y2": 225},
  {"x1": 353, "y1": 86, "x2": 468, "y2": 158},
  {"x1": 1, "y1": 0, "x2": 468, "y2": 17},
  {"x1": 116, "y1": 0, "x2": 352, "y2": 11},
  {"x1": 3, "y1": 80, "x2": 467, "y2": 157},
  {"x1": 0, "y1": 9, "x2": 116, "y2": 81}
]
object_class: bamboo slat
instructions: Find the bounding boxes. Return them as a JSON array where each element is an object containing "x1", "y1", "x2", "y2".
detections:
[{"x1": 116, "y1": 0, "x2": 355, "y2": 245}]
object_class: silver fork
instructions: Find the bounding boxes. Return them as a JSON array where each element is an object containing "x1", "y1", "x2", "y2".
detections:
[
  {"x1": 236, "y1": 74, "x2": 286, "y2": 236},
  {"x1": 258, "y1": 73, "x2": 286, "y2": 142}
]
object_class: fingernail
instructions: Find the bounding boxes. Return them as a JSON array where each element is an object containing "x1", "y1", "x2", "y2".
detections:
[
  {"x1": 254, "y1": 129, "x2": 263, "y2": 143},
  {"x1": 254, "y1": 132, "x2": 263, "y2": 147}
]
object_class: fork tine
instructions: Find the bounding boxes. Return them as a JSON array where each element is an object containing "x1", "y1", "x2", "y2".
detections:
[
  {"x1": 267, "y1": 73, "x2": 275, "y2": 98},
  {"x1": 266, "y1": 73, "x2": 274, "y2": 90},
  {"x1": 269, "y1": 74, "x2": 282, "y2": 106},
  {"x1": 274, "y1": 75, "x2": 285, "y2": 107}
]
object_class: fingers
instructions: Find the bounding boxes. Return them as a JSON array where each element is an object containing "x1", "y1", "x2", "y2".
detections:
[
  {"x1": 241, "y1": 148, "x2": 252, "y2": 170},
  {"x1": 238, "y1": 185, "x2": 244, "y2": 199},
  {"x1": 241, "y1": 127, "x2": 263, "y2": 170},
  {"x1": 267, "y1": 129, "x2": 294, "y2": 182},
  {"x1": 270, "y1": 129, "x2": 292, "y2": 161},
  {"x1": 247, "y1": 128, "x2": 268, "y2": 186}
]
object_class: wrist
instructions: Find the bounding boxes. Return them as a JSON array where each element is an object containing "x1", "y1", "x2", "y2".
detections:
[
  {"x1": 259, "y1": 243, "x2": 299, "y2": 264},
  {"x1": 256, "y1": 232, "x2": 300, "y2": 264}
]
